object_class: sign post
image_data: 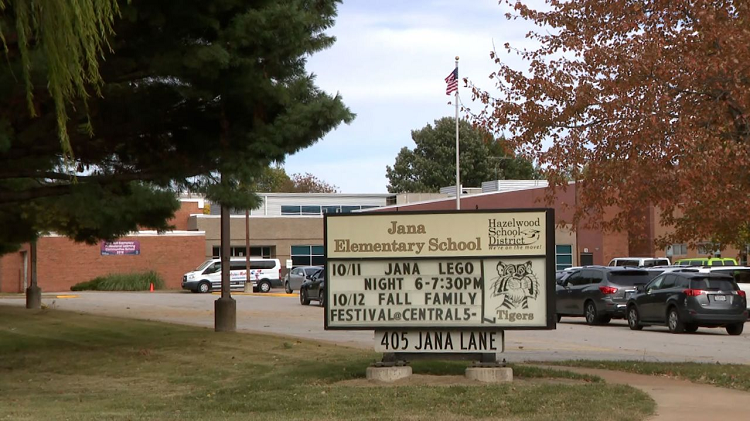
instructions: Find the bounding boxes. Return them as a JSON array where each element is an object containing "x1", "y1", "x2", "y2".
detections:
[{"x1": 324, "y1": 209, "x2": 555, "y2": 380}]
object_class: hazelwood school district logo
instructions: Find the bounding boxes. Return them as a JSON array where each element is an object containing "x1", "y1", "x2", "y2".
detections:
[{"x1": 487, "y1": 217, "x2": 542, "y2": 250}]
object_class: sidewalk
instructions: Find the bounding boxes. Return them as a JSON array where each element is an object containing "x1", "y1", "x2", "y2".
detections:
[{"x1": 538, "y1": 365, "x2": 750, "y2": 421}]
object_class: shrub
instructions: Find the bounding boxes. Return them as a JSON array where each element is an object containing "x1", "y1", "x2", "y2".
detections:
[{"x1": 71, "y1": 271, "x2": 166, "y2": 291}]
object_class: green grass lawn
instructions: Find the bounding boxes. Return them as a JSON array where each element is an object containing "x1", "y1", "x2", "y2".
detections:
[
  {"x1": 547, "y1": 360, "x2": 750, "y2": 392},
  {"x1": 0, "y1": 306, "x2": 654, "y2": 420}
]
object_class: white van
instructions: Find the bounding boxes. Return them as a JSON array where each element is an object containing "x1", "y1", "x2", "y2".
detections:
[
  {"x1": 181, "y1": 258, "x2": 281, "y2": 293},
  {"x1": 608, "y1": 257, "x2": 670, "y2": 267}
]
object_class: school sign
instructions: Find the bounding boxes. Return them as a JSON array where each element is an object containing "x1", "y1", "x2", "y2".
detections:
[{"x1": 324, "y1": 209, "x2": 556, "y2": 353}]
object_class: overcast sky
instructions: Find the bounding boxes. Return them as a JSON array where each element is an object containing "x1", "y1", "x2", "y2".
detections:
[{"x1": 283, "y1": 0, "x2": 542, "y2": 194}]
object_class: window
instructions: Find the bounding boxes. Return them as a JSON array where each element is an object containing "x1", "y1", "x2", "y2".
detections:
[
  {"x1": 661, "y1": 275, "x2": 676, "y2": 289},
  {"x1": 555, "y1": 245, "x2": 573, "y2": 270},
  {"x1": 566, "y1": 271, "x2": 585, "y2": 286},
  {"x1": 284, "y1": 204, "x2": 382, "y2": 215},
  {"x1": 670, "y1": 244, "x2": 687, "y2": 256},
  {"x1": 675, "y1": 277, "x2": 691, "y2": 288},
  {"x1": 202, "y1": 262, "x2": 221, "y2": 275},
  {"x1": 250, "y1": 260, "x2": 277, "y2": 270},
  {"x1": 690, "y1": 278, "x2": 736, "y2": 291},
  {"x1": 581, "y1": 269, "x2": 602, "y2": 285},
  {"x1": 281, "y1": 205, "x2": 301, "y2": 215},
  {"x1": 697, "y1": 242, "x2": 719, "y2": 255},
  {"x1": 229, "y1": 261, "x2": 247, "y2": 271},
  {"x1": 291, "y1": 245, "x2": 325, "y2": 266},
  {"x1": 608, "y1": 271, "x2": 653, "y2": 286},
  {"x1": 212, "y1": 246, "x2": 272, "y2": 259},
  {"x1": 647, "y1": 276, "x2": 663, "y2": 291},
  {"x1": 301, "y1": 205, "x2": 321, "y2": 215}
]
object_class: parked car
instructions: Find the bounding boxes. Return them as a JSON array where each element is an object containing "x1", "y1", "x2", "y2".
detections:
[
  {"x1": 626, "y1": 272, "x2": 747, "y2": 334},
  {"x1": 683, "y1": 266, "x2": 750, "y2": 314},
  {"x1": 674, "y1": 257, "x2": 738, "y2": 266},
  {"x1": 284, "y1": 265, "x2": 322, "y2": 293},
  {"x1": 300, "y1": 267, "x2": 325, "y2": 307},
  {"x1": 608, "y1": 257, "x2": 671, "y2": 267},
  {"x1": 556, "y1": 266, "x2": 653, "y2": 324},
  {"x1": 181, "y1": 258, "x2": 281, "y2": 293}
]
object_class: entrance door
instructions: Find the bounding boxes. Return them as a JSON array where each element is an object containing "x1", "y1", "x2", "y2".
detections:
[{"x1": 580, "y1": 253, "x2": 594, "y2": 266}]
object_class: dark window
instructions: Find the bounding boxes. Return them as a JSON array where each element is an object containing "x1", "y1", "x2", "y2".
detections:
[
  {"x1": 608, "y1": 270, "x2": 653, "y2": 286},
  {"x1": 322, "y1": 206, "x2": 340, "y2": 214},
  {"x1": 250, "y1": 261, "x2": 276, "y2": 270},
  {"x1": 303, "y1": 267, "x2": 321, "y2": 276},
  {"x1": 661, "y1": 274, "x2": 676, "y2": 289},
  {"x1": 646, "y1": 275, "x2": 664, "y2": 291},
  {"x1": 291, "y1": 244, "x2": 324, "y2": 266},
  {"x1": 676, "y1": 277, "x2": 691, "y2": 288},
  {"x1": 690, "y1": 278, "x2": 737, "y2": 291},
  {"x1": 202, "y1": 262, "x2": 221, "y2": 275},
  {"x1": 229, "y1": 261, "x2": 247, "y2": 271},
  {"x1": 567, "y1": 272, "x2": 584, "y2": 286},
  {"x1": 583, "y1": 269, "x2": 605, "y2": 284},
  {"x1": 281, "y1": 205, "x2": 301, "y2": 215},
  {"x1": 341, "y1": 206, "x2": 360, "y2": 213},
  {"x1": 711, "y1": 269, "x2": 750, "y2": 284},
  {"x1": 300, "y1": 206, "x2": 321, "y2": 215},
  {"x1": 555, "y1": 245, "x2": 573, "y2": 270},
  {"x1": 212, "y1": 246, "x2": 273, "y2": 259}
]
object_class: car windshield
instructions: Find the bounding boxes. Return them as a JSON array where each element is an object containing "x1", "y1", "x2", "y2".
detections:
[
  {"x1": 304, "y1": 267, "x2": 320, "y2": 275},
  {"x1": 607, "y1": 271, "x2": 653, "y2": 286},
  {"x1": 690, "y1": 277, "x2": 736, "y2": 291},
  {"x1": 710, "y1": 269, "x2": 750, "y2": 285},
  {"x1": 194, "y1": 260, "x2": 214, "y2": 271}
]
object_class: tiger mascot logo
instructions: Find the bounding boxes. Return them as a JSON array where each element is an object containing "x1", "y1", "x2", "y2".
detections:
[{"x1": 490, "y1": 261, "x2": 539, "y2": 310}]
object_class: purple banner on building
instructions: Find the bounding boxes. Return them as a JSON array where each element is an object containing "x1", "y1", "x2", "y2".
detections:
[{"x1": 101, "y1": 240, "x2": 140, "y2": 256}]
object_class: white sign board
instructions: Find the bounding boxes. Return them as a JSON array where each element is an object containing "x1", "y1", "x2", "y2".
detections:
[
  {"x1": 324, "y1": 209, "x2": 555, "y2": 331},
  {"x1": 374, "y1": 330, "x2": 504, "y2": 353}
]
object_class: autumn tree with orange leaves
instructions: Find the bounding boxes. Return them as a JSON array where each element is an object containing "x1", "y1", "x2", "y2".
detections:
[{"x1": 469, "y1": 0, "x2": 750, "y2": 249}]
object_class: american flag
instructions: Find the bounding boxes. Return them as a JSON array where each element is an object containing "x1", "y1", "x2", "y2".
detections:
[{"x1": 445, "y1": 67, "x2": 458, "y2": 95}]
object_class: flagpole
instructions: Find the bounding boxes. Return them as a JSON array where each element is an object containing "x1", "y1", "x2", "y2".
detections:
[{"x1": 454, "y1": 56, "x2": 460, "y2": 210}]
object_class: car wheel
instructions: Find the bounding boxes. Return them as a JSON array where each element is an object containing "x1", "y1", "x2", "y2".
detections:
[
  {"x1": 584, "y1": 301, "x2": 598, "y2": 325},
  {"x1": 319, "y1": 290, "x2": 325, "y2": 307},
  {"x1": 667, "y1": 307, "x2": 684, "y2": 333},
  {"x1": 284, "y1": 282, "x2": 292, "y2": 294},
  {"x1": 258, "y1": 280, "x2": 272, "y2": 293},
  {"x1": 627, "y1": 306, "x2": 643, "y2": 330},
  {"x1": 198, "y1": 281, "x2": 211, "y2": 294},
  {"x1": 300, "y1": 289, "x2": 310, "y2": 306},
  {"x1": 726, "y1": 323, "x2": 744, "y2": 336},
  {"x1": 685, "y1": 324, "x2": 699, "y2": 333}
]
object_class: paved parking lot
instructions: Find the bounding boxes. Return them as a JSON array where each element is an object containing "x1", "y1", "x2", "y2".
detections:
[{"x1": 2, "y1": 290, "x2": 748, "y2": 364}]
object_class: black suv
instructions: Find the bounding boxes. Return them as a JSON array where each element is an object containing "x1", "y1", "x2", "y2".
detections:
[
  {"x1": 556, "y1": 266, "x2": 654, "y2": 324},
  {"x1": 300, "y1": 267, "x2": 325, "y2": 307},
  {"x1": 626, "y1": 272, "x2": 747, "y2": 335}
]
